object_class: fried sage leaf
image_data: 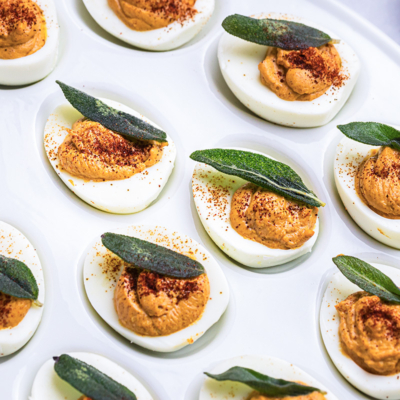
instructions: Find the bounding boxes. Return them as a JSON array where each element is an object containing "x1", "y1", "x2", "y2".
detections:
[
  {"x1": 101, "y1": 232, "x2": 205, "y2": 279},
  {"x1": 56, "y1": 81, "x2": 168, "y2": 143},
  {"x1": 222, "y1": 14, "x2": 332, "y2": 50},
  {"x1": 337, "y1": 122, "x2": 400, "y2": 151},
  {"x1": 190, "y1": 149, "x2": 324, "y2": 207},
  {"x1": 205, "y1": 367, "x2": 325, "y2": 397},
  {"x1": 0, "y1": 254, "x2": 39, "y2": 300},
  {"x1": 333, "y1": 255, "x2": 400, "y2": 304},
  {"x1": 54, "y1": 354, "x2": 137, "y2": 400}
]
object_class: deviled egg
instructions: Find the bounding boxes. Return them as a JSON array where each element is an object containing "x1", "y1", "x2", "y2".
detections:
[
  {"x1": 200, "y1": 355, "x2": 337, "y2": 400},
  {"x1": 335, "y1": 122, "x2": 400, "y2": 248},
  {"x1": 44, "y1": 82, "x2": 176, "y2": 214},
  {"x1": 320, "y1": 255, "x2": 400, "y2": 399},
  {"x1": 218, "y1": 13, "x2": 360, "y2": 127},
  {"x1": 83, "y1": 225, "x2": 229, "y2": 352},
  {"x1": 191, "y1": 148, "x2": 323, "y2": 268},
  {"x1": 0, "y1": 0, "x2": 59, "y2": 86},
  {"x1": 0, "y1": 221, "x2": 44, "y2": 356},
  {"x1": 82, "y1": 0, "x2": 214, "y2": 51},
  {"x1": 335, "y1": 122, "x2": 400, "y2": 249},
  {"x1": 31, "y1": 352, "x2": 153, "y2": 399}
]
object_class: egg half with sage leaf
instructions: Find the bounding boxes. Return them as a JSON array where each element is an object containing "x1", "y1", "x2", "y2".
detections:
[
  {"x1": 44, "y1": 81, "x2": 176, "y2": 214},
  {"x1": 31, "y1": 352, "x2": 153, "y2": 399},
  {"x1": 0, "y1": 221, "x2": 44, "y2": 357},
  {"x1": 83, "y1": 225, "x2": 229, "y2": 352},
  {"x1": 218, "y1": 13, "x2": 360, "y2": 127},
  {"x1": 320, "y1": 255, "x2": 400, "y2": 399},
  {"x1": 334, "y1": 122, "x2": 400, "y2": 248},
  {"x1": 200, "y1": 354, "x2": 337, "y2": 400},
  {"x1": 82, "y1": 0, "x2": 214, "y2": 51},
  {"x1": 0, "y1": 0, "x2": 59, "y2": 86},
  {"x1": 191, "y1": 148, "x2": 323, "y2": 268}
]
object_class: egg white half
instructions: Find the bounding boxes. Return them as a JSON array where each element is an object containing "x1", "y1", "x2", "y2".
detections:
[
  {"x1": 320, "y1": 263, "x2": 400, "y2": 399},
  {"x1": 83, "y1": 224, "x2": 230, "y2": 352},
  {"x1": 81, "y1": 0, "x2": 214, "y2": 51},
  {"x1": 30, "y1": 352, "x2": 153, "y2": 400},
  {"x1": 0, "y1": 221, "x2": 44, "y2": 357},
  {"x1": 334, "y1": 134, "x2": 400, "y2": 249},
  {"x1": 44, "y1": 98, "x2": 176, "y2": 214},
  {"x1": 200, "y1": 354, "x2": 338, "y2": 400},
  {"x1": 192, "y1": 147, "x2": 319, "y2": 268},
  {"x1": 218, "y1": 12, "x2": 360, "y2": 128},
  {"x1": 0, "y1": 0, "x2": 59, "y2": 86}
]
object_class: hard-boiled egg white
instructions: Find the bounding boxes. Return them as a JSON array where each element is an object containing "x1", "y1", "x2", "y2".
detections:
[
  {"x1": 320, "y1": 263, "x2": 400, "y2": 399},
  {"x1": 218, "y1": 12, "x2": 360, "y2": 128},
  {"x1": 81, "y1": 0, "x2": 214, "y2": 51},
  {"x1": 200, "y1": 354, "x2": 338, "y2": 400},
  {"x1": 44, "y1": 97, "x2": 176, "y2": 214},
  {"x1": 192, "y1": 147, "x2": 319, "y2": 268},
  {"x1": 0, "y1": 0, "x2": 59, "y2": 86},
  {"x1": 83, "y1": 224, "x2": 230, "y2": 352},
  {"x1": 334, "y1": 133, "x2": 400, "y2": 248},
  {"x1": 30, "y1": 352, "x2": 153, "y2": 400},
  {"x1": 0, "y1": 221, "x2": 44, "y2": 357}
]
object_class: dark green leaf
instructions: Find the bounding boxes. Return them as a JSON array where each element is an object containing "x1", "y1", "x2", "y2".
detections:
[
  {"x1": 101, "y1": 233, "x2": 205, "y2": 279},
  {"x1": 0, "y1": 254, "x2": 38, "y2": 300},
  {"x1": 333, "y1": 255, "x2": 400, "y2": 304},
  {"x1": 54, "y1": 354, "x2": 137, "y2": 400},
  {"x1": 222, "y1": 14, "x2": 332, "y2": 50},
  {"x1": 190, "y1": 149, "x2": 324, "y2": 207},
  {"x1": 56, "y1": 81, "x2": 167, "y2": 143},
  {"x1": 337, "y1": 122, "x2": 400, "y2": 151},
  {"x1": 205, "y1": 367, "x2": 325, "y2": 397}
]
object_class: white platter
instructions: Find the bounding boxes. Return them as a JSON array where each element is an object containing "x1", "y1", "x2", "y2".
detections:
[{"x1": 1, "y1": 0, "x2": 400, "y2": 399}]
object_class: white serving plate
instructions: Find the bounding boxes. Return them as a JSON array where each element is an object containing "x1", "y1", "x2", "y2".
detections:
[{"x1": 1, "y1": 0, "x2": 400, "y2": 399}]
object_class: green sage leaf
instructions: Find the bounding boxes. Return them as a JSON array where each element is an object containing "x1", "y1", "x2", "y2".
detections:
[
  {"x1": 56, "y1": 81, "x2": 168, "y2": 143},
  {"x1": 101, "y1": 233, "x2": 205, "y2": 279},
  {"x1": 333, "y1": 255, "x2": 400, "y2": 304},
  {"x1": 0, "y1": 254, "x2": 39, "y2": 300},
  {"x1": 54, "y1": 354, "x2": 137, "y2": 400},
  {"x1": 205, "y1": 366, "x2": 325, "y2": 397},
  {"x1": 222, "y1": 14, "x2": 332, "y2": 50},
  {"x1": 337, "y1": 122, "x2": 400, "y2": 151},
  {"x1": 190, "y1": 149, "x2": 324, "y2": 207}
]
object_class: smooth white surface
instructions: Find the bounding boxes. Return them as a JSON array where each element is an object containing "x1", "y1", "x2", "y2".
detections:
[
  {"x1": 320, "y1": 263, "x2": 400, "y2": 399},
  {"x1": 199, "y1": 355, "x2": 338, "y2": 400},
  {"x1": 82, "y1": 0, "x2": 215, "y2": 51},
  {"x1": 2, "y1": 0, "x2": 400, "y2": 399},
  {"x1": 0, "y1": 221, "x2": 45, "y2": 357},
  {"x1": 30, "y1": 352, "x2": 153, "y2": 399},
  {"x1": 84, "y1": 225, "x2": 229, "y2": 352},
  {"x1": 192, "y1": 147, "x2": 319, "y2": 268},
  {"x1": 44, "y1": 97, "x2": 176, "y2": 214},
  {"x1": 0, "y1": 0, "x2": 59, "y2": 86},
  {"x1": 218, "y1": 12, "x2": 360, "y2": 128},
  {"x1": 334, "y1": 134, "x2": 400, "y2": 248}
]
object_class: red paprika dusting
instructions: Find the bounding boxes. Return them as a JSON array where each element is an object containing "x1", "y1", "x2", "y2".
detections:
[
  {"x1": 0, "y1": 0, "x2": 38, "y2": 34},
  {"x1": 284, "y1": 46, "x2": 346, "y2": 88},
  {"x1": 148, "y1": 0, "x2": 197, "y2": 24}
]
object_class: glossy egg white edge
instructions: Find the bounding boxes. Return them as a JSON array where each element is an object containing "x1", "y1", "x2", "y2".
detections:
[
  {"x1": 199, "y1": 354, "x2": 338, "y2": 400},
  {"x1": 334, "y1": 133, "x2": 400, "y2": 248},
  {"x1": 320, "y1": 263, "x2": 400, "y2": 399},
  {"x1": 81, "y1": 0, "x2": 214, "y2": 51},
  {"x1": 0, "y1": 221, "x2": 45, "y2": 357},
  {"x1": 44, "y1": 98, "x2": 176, "y2": 214},
  {"x1": 83, "y1": 224, "x2": 230, "y2": 353},
  {"x1": 218, "y1": 12, "x2": 360, "y2": 128},
  {"x1": 0, "y1": 0, "x2": 59, "y2": 86},
  {"x1": 30, "y1": 351, "x2": 153, "y2": 400},
  {"x1": 192, "y1": 147, "x2": 319, "y2": 268}
]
